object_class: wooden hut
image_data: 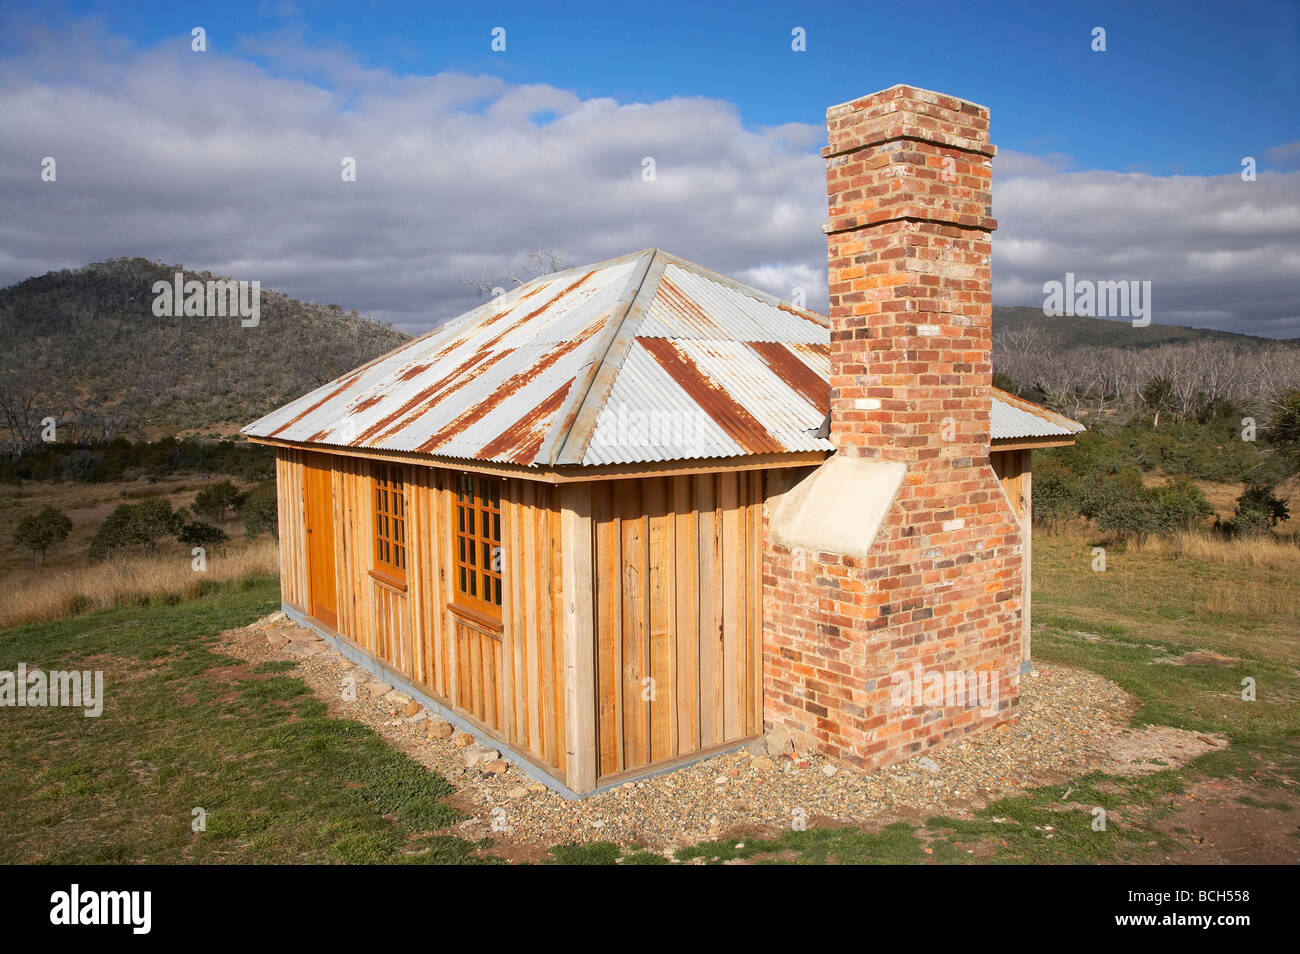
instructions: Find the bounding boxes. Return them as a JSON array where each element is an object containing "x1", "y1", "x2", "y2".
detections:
[{"x1": 243, "y1": 85, "x2": 1082, "y2": 795}]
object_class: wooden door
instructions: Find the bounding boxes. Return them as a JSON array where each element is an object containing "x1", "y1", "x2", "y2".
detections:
[{"x1": 302, "y1": 453, "x2": 338, "y2": 629}]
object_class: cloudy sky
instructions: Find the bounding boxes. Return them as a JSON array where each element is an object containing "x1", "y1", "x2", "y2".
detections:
[{"x1": 2, "y1": 0, "x2": 1298, "y2": 337}]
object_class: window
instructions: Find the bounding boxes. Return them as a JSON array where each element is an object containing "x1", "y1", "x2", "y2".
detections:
[
  {"x1": 373, "y1": 463, "x2": 407, "y2": 584},
  {"x1": 454, "y1": 473, "x2": 502, "y2": 617}
]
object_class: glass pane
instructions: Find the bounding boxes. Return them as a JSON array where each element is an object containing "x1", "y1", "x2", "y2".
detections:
[
  {"x1": 493, "y1": 577, "x2": 501, "y2": 606},
  {"x1": 492, "y1": 513, "x2": 500, "y2": 542},
  {"x1": 468, "y1": 572, "x2": 476, "y2": 597}
]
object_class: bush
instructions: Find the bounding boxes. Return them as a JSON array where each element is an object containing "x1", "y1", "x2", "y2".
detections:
[
  {"x1": 240, "y1": 483, "x2": 278, "y2": 539},
  {"x1": 1153, "y1": 476, "x2": 1215, "y2": 532},
  {"x1": 13, "y1": 506, "x2": 72, "y2": 567},
  {"x1": 1031, "y1": 458, "x2": 1079, "y2": 529},
  {"x1": 177, "y1": 520, "x2": 230, "y2": 556},
  {"x1": 1227, "y1": 484, "x2": 1291, "y2": 536},
  {"x1": 1078, "y1": 469, "x2": 1161, "y2": 542}
]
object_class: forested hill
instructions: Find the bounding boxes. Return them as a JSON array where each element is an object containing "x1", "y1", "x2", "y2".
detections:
[{"x1": 0, "y1": 258, "x2": 410, "y2": 445}]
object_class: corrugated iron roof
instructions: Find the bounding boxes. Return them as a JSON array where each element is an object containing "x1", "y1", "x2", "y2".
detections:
[
  {"x1": 242, "y1": 248, "x2": 1082, "y2": 466},
  {"x1": 990, "y1": 387, "x2": 1087, "y2": 440}
]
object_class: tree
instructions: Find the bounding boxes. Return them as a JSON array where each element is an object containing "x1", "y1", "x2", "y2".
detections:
[
  {"x1": 240, "y1": 483, "x2": 279, "y2": 539},
  {"x1": 1262, "y1": 388, "x2": 1300, "y2": 477},
  {"x1": 1142, "y1": 376, "x2": 1174, "y2": 428},
  {"x1": 12, "y1": 506, "x2": 72, "y2": 567},
  {"x1": 88, "y1": 498, "x2": 186, "y2": 560},
  {"x1": 192, "y1": 480, "x2": 242, "y2": 522},
  {"x1": 464, "y1": 246, "x2": 572, "y2": 298}
]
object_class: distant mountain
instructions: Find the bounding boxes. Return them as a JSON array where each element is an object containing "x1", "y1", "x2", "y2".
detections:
[
  {"x1": 992, "y1": 305, "x2": 1298, "y2": 351},
  {"x1": 0, "y1": 258, "x2": 410, "y2": 444}
]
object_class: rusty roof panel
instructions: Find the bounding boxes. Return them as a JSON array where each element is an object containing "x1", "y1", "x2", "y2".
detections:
[
  {"x1": 243, "y1": 252, "x2": 646, "y2": 465},
  {"x1": 244, "y1": 248, "x2": 1080, "y2": 467},
  {"x1": 638, "y1": 262, "x2": 827, "y2": 342}
]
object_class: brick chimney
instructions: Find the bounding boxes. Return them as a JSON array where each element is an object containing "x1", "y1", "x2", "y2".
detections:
[
  {"x1": 822, "y1": 85, "x2": 996, "y2": 466},
  {"x1": 761, "y1": 86, "x2": 1021, "y2": 774}
]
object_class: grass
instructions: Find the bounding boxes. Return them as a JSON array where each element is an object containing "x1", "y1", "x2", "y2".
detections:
[{"x1": 0, "y1": 575, "x2": 486, "y2": 864}]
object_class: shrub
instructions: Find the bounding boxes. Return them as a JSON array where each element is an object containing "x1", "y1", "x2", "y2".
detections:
[
  {"x1": 1030, "y1": 458, "x2": 1079, "y2": 529},
  {"x1": 1153, "y1": 476, "x2": 1215, "y2": 532},
  {"x1": 1079, "y1": 469, "x2": 1161, "y2": 542},
  {"x1": 12, "y1": 506, "x2": 72, "y2": 567},
  {"x1": 1228, "y1": 485, "x2": 1291, "y2": 536},
  {"x1": 177, "y1": 520, "x2": 230, "y2": 556}
]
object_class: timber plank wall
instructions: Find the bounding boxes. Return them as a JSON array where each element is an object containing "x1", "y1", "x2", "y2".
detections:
[{"x1": 275, "y1": 450, "x2": 764, "y2": 791}]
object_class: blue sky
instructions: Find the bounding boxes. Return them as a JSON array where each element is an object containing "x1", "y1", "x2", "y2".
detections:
[
  {"x1": 2, "y1": 1, "x2": 1298, "y2": 336},
  {"x1": 20, "y1": 0, "x2": 1298, "y2": 176}
]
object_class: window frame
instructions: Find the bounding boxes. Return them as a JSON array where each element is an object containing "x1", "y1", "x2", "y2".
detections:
[
  {"x1": 450, "y1": 472, "x2": 504, "y2": 622},
  {"x1": 371, "y1": 462, "x2": 408, "y2": 589}
]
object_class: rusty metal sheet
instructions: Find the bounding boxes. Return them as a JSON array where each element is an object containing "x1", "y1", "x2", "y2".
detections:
[{"x1": 244, "y1": 247, "x2": 1078, "y2": 467}]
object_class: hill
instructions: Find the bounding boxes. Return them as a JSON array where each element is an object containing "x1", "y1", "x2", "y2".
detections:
[
  {"x1": 992, "y1": 305, "x2": 1298, "y2": 351},
  {"x1": 0, "y1": 258, "x2": 409, "y2": 447}
]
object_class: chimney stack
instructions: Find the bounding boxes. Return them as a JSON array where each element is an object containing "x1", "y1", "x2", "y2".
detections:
[{"x1": 822, "y1": 85, "x2": 996, "y2": 467}]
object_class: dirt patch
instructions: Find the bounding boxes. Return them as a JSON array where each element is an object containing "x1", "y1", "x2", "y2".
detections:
[
  {"x1": 1156, "y1": 777, "x2": 1300, "y2": 864},
  {"x1": 1096, "y1": 725, "x2": 1229, "y2": 776}
]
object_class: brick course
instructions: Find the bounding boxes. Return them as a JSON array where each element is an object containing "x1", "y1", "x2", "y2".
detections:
[{"x1": 762, "y1": 85, "x2": 1024, "y2": 770}]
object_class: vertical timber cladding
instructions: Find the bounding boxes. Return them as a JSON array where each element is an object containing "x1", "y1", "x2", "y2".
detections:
[
  {"x1": 592, "y1": 470, "x2": 765, "y2": 781},
  {"x1": 279, "y1": 455, "x2": 569, "y2": 775},
  {"x1": 990, "y1": 450, "x2": 1034, "y2": 664},
  {"x1": 274, "y1": 449, "x2": 308, "y2": 612}
]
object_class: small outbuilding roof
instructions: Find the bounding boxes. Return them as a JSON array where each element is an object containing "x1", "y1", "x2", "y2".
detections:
[{"x1": 243, "y1": 249, "x2": 1082, "y2": 467}]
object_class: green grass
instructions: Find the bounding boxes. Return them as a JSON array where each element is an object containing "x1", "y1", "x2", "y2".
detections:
[{"x1": 0, "y1": 576, "x2": 486, "y2": 864}]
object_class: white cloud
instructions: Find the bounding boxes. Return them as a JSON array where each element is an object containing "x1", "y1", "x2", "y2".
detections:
[{"x1": 1, "y1": 20, "x2": 1297, "y2": 338}]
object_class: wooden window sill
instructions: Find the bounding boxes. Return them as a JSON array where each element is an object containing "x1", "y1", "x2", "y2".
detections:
[
  {"x1": 369, "y1": 569, "x2": 408, "y2": 593},
  {"x1": 448, "y1": 602, "x2": 504, "y2": 635}
]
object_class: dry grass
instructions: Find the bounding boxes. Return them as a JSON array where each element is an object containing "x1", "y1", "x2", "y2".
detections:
[
  {"x1": 0, "y1": 536, "x2": 278, "y2": 630},
  {"x1": 1130, "y1": 529, "x2": 1300, "y2": 569},
  {"x1": 1036, "y1": 528, "x2": 1300, "y2": 666}
]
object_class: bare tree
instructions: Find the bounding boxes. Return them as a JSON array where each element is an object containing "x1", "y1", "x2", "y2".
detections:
[{"x1": 463, "y1": 246, "x2": 572, "y2": 299}]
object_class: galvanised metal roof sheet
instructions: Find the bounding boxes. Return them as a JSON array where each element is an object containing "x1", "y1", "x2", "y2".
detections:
[
  {"x1": 243, "y1": 248, "x2": 1081, "y2": 466},
  {"x1": 990, "y1": 389, "x2": 1087, "y2": 440}
]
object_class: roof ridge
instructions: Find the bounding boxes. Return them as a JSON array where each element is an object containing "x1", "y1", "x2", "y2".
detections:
[
  {"x1": 549, "y1": 249, "x2": 668, "y2": 466},
  {"x1": 538, "y1": 249, "x2": 659, "y2": 466}
]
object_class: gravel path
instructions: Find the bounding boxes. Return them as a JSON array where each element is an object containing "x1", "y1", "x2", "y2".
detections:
[{"x1": 221, "y1": 613, "x2": 1146, "y2": 852}]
